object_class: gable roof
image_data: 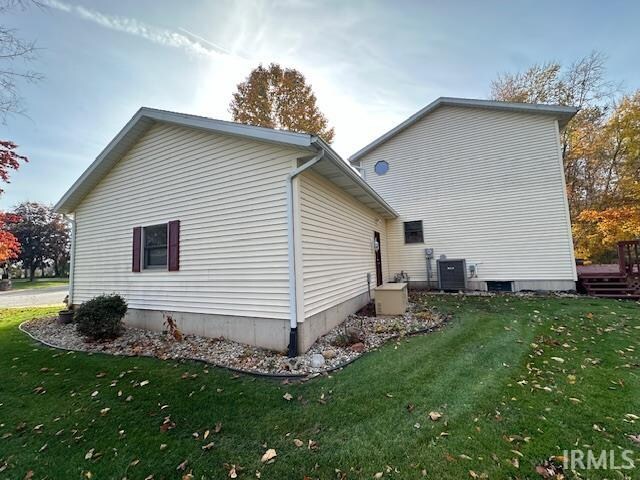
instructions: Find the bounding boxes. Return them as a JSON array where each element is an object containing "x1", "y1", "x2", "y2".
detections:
[
  {"x1": 348, "y1": 97, "x2": 579, "y2": 163},
  {"x1": 55, "y1": 107, "x2": 397, "y2": 218}
]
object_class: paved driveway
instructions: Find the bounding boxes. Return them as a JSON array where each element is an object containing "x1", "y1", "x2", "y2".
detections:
[{"x1": 0, "y1": 285, "x2": 68, "y2": 308}]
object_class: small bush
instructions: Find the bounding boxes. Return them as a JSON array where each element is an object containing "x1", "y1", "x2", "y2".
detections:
[{"x1": 75, "y1": 294, "x2": 128, "y2": 341}]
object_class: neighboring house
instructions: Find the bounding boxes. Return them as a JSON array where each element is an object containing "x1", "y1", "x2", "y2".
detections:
[
  {"x1": 350, "y1": 98, "x2": 578, "y2": 292},
  {"x1": 56, "y1": 97, "x2": 578, "y2": 354}
]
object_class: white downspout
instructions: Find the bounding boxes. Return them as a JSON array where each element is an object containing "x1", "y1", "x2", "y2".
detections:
[
  {"x1": 286, "y1": 151, "x2": 324, "y2": 357},
  {"x1": 63, "y1": 214, "x2": 76, "y2": 308}
]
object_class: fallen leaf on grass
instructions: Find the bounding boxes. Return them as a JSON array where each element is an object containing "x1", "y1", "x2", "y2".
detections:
[
  {"x1": 374, "y1": 473, "x2": 383, "y2": 479},
  {"x1": 428, "y1": 411, "x2": 442, "y2": 421},
  {"x1": 202, "y1": 442, "x2": 215, "y2": 451},
  {"x1": 261, "y1": 448, "x2": 277, "y2": 463},
  {"x1": 214, "y1": 422, "x2": 223, "y2": 433},
  {"x1": 224, "y1": 463, "x2": 238, "y2": 478},
  {"x1": 176, "y1": 459, "x2": 188, "y2": 471},
  {"x1": 627, "y1": 434, "x2": 640, "y2": 444},
  {"x1": 100, "y1": 408, "x2": 110, "y2": 416},
  {"x1": 283, "y1": 393, "x2": 293, "y2": 401},
  {"x1": 550, "y1": 357, "x2": 565, "y2": 363},
  {"x1": 160, "y1": 416, "x2": 176, "y2": 432},
  {"x1": 140, "y1": 380, "x2": 149, "y2": 387},
  {"x1": 293, "y1": 438, "x2": 304, "y2": 447},
  {"x1": 24, "y1": 471, "x2": 34, "y2": 480}
]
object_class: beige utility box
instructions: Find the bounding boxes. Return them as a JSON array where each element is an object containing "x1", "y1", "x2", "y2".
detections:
[{"x1": 374, "y1": 282, "x2": 409, "y2": 315}]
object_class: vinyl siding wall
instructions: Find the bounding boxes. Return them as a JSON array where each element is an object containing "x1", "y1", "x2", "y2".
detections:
[
  {"x1": 72, "y1": 122, "x2": 303, "y2": 319},
  {"x1": 357, "y1": 106, "x2": 576, "y2": 283},
  {"x1": 297, "y1": 170, "x2": 388, "y2": 319}
]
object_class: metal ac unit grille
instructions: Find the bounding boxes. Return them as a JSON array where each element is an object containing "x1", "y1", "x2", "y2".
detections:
[{"x1": 437, "y1": 259, "x2": 467, "y2": 291}]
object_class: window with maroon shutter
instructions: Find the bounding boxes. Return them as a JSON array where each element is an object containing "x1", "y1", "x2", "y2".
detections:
[
  {"x1": 132, "y1": 227, "x2": 142, "y2": 272},
  {"x1": 168, "y1": 220, "x2": 180, "y2": 271},
  {"x1": 133, "y1": 222, "x2": 179, "y2": 271}
]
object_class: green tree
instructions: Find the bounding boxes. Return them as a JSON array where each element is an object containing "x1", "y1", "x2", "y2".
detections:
[{"x1": 230, "y1": 63, "x2": 335, "y2": 143}]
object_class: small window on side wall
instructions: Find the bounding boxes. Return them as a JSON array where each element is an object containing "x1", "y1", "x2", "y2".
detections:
[
  {"x1": 144, "y1": 223, "x2": 168, "y2": 269},
  {"x1": 404, "y1": 221, "x2": 424, "y2": 244}
]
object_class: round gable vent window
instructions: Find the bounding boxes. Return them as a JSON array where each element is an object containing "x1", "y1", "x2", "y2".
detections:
[{"x1": 374, "y1": 160, "x2": 389, "y2": 175}]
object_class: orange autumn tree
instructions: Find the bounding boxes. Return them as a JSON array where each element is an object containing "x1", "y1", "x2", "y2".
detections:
[
  {"x1": 0, "y1": 212, "x2": 20, "y2": 263},
  {"x1": 230, "y1": 63, "x2": 335, "y2": 143},
  {"x1": 574, "y1": 205, "x2": 640, "y2": 261},
  {"x1": 0, "y1": 141, "x2": 28, "y2": 265},
  {"x1": 572, "y1": 93, "x2": 640, "y2": 261}
]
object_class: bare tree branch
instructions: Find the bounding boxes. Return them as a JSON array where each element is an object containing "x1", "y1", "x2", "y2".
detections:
[{"x1": 0, "y1": 0, "x2": 43, "y2": 122}]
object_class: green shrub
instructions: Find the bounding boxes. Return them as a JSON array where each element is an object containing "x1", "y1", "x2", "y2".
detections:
[{"x1": 75, "y1": 294, "x2": 128, "y2": 341}]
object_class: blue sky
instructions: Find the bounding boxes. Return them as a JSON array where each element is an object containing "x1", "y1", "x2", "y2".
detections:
[{"x1": 1, "y1": 0, "x2": 639, "y2": 209}]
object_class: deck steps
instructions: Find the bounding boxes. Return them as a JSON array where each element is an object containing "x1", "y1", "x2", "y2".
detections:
[
  {"x1": 579, "y1": 274, "x2": 640, "y2": 299},
  {"x1": 577, "y1": 241, "x2": 640, "y2": 300}
]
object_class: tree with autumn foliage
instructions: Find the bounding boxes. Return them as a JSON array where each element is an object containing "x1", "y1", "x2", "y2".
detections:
[
  {"x1": 230, "y1": 63, "x2": 335, "y2": 143},
  {"x1": 0, "y1": 211, "x2": 20, "y2": 268},
  {"x1": 6, "y1": 202, "x2": 69, "y2": 281},
  {"x1": 0, "y1": 141, "x2": 28, "y2": 272},
  {"x1": 491, "y1": 52, "x2": 640, "y2": 262},
  {"x1": 0, "y1": 140, "x2": 27, "y2": 193}
]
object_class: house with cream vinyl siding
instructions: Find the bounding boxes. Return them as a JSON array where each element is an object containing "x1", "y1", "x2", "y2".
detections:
[
  {"x1": 349, "y1": 97, "x2": 578, "y2": 292},
  {"x1": 56, "y1": 97, "x2": 578, "y2": 355},
  {"x1": 56, "y1": 107, "x2": 396, "y2": 354}
]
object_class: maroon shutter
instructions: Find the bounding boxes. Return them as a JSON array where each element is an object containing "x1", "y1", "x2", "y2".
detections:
[
  {"x1": 132, "y1": 226, "x2": 142, "y2": 272},
  {"x1": 168, "y1": 220, "x2": 180, "y2": 271}
]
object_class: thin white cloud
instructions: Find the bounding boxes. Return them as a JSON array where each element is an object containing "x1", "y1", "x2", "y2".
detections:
[{"x1": 41, "y1": 0, "x2": 231, "y2": 59}]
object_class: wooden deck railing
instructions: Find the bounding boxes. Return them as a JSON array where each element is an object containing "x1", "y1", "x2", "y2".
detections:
[{"x1": 618, "y1": 240, "x2": 640, "y2": 276}]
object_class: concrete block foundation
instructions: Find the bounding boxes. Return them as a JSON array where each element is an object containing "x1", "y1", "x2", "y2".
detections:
[
  {"x1": 123, "y1": 308, "x2": 290, "y2": 352},
  {"x1": 297, "y1": 290, "x2": 371, "y2": 353},
  {"x1": 77, "y1": 290, "x2": 376, "y2": 355}
]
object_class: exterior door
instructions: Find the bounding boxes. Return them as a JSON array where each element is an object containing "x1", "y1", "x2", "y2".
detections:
[{"x1": 374, "y1": 231, "x2": 383, "y2": 286}]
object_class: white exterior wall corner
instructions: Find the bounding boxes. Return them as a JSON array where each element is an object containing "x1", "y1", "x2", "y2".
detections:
[
  {"x1": 297, "y1": 169, "x2": 388, "y2": 335},
  {"x1": 72, "y1": 123, "x2": 305, "y2": 330},
  {"x1": 356, "y1": 106, "x2": 576, "y2": 289}
]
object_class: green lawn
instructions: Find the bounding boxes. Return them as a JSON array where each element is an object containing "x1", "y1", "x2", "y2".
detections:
[
  {"x1": 8, "y1": 277, "x2": 69, "y2": 291},
  {"x1": 1, "y1": 295, "x2": 639, "y2": 479}
]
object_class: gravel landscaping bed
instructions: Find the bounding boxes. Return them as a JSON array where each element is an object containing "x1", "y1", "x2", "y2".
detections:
[{"x1": 20, "y1": 303, "x2": 446, "y2": 377}]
